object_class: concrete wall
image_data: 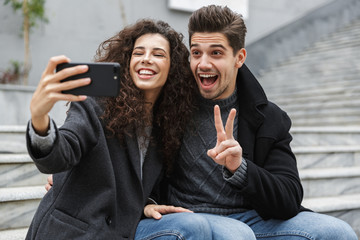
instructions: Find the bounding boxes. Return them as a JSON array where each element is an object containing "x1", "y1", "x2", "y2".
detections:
[
  {"x1": 0, "y1": 85, "x2": 68, "y2": 125},
  {"x1": 0, "y1": 0, "x2": 331, "y2": 86},
  {"x1": 0, "y1": 0, "x2": 332, "y2": 125}
]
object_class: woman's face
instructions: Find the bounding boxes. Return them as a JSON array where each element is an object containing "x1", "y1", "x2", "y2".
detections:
[{"x1": 130, "y1": 33, "x2": 171, "y2": 103}]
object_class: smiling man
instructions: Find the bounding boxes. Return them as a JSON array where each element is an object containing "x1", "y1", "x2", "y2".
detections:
[
  {"x1": 135, "y1": 4, "x2": 358, "y2": 240},
  {"x1": 190, "y1": 31, "x2": 244, "y2": 100}
]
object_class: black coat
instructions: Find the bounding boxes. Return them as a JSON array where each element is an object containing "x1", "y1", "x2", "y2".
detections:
[
  {"x1": 155, "y1": 64, "x2": 305, "y2": 220},
  {"x1": 234, "y1": 64, "x2": 304, "y2": 219},
  {"x1": 26, "y1": 97, "x2": 163, "y2": 240}
]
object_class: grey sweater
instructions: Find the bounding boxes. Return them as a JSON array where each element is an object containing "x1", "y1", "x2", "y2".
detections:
[{"x1": 166, "y1": 90, "x2": 249, "y2": 215}]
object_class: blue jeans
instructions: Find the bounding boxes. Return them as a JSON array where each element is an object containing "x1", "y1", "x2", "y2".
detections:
[{"x1": 135, "y1": 210, "x2": 358, "y2": 240}]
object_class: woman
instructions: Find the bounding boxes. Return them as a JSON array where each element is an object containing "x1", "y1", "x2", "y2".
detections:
[{"x1": 26, "y1": 19, "x2": 197, "y2": 239}]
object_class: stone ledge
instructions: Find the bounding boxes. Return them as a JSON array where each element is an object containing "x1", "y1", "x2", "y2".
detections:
[
  {"x1": 0, "y1": 126, "x2": 26, "y2": 133},
  {"x1": 293, "y1": 145, "x2": 360, "y2": 154},
  {"x1": 0, "y1": 154, "x2": 32, "y2": 163},
  {"x1": 299, "y1": 166, "x2": 360, "y2": 180},
  {"x1": 0, "y1": 186, "x2": 46, "y2": 202},
  {"x1": 302, "y1": 193, "x2": 360, "y2": 213},
  {"x1": 0, "y1": 228, "x2": 27, "y2": 240},
  {"x1": 291, "y1": 126, "x2": 360, "y2": 133}
]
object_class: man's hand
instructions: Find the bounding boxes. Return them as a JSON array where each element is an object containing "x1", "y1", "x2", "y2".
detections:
[
  {"x1": 207, "y1": 105, "x2": 243, "y2": 173},
  {"x1": 144, "y1": 204, "x2": 193, "y2": 220},
  {"x1": 45, "y1": 174, "x2": 53, "y2": 191}
]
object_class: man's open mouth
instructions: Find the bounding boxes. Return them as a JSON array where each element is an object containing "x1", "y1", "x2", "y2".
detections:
[{"x1": 199, "y1": 74, "x2": 218, "y2": 87}]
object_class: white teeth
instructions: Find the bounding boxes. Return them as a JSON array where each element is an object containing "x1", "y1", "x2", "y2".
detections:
[
  {"x1": 199, "y1": 74, "x2": 216, "y2": 78},
  {"x1": 139, "y1": 70, "x2": 154, "y2": 75}
]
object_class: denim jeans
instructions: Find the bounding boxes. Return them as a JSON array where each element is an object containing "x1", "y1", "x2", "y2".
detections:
[{"x1": 135, "y1": 210, "x2": 358, "y2": 240}]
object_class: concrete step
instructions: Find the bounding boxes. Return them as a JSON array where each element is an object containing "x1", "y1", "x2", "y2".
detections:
[
  {"x1": 0, "y1": 228, "x2": 28, "y2": 240},
  {"x1": 289, "y1": 113, "x2": 360, "y2": 127},
  {"x1": 299, "y1": 167, "x2": 360, "y2": 198},
  {"x1": 265, "y1": 78, "x2": 360, "y2": 99},
  {"x1": 291, "y1": 126, "x2": 360, "y2": 147},
  {"x1": 286, "y1": 106, "x2": 360, "y2": 121},
  {"x1": 0, "y1": 126, "x2": 27, "y2": 153},
  {"x1": 294, "y1": 145, "x2": 360, "y2": 169},
  {"x1": 0, "y1": 186, "x2": 45, "y2": 231},
  {"x1": 273, "y1": 89, "x2": 360, "y2": 106},
  {"x1": 276, "y1": 95, "x2": 360, "y2": 111},
  {"x1": 302, "y1": 193, "x2": 360, "y2": 238},
  {"x1": 0, "y1": 154, "x2": 48, "y2": 187}
]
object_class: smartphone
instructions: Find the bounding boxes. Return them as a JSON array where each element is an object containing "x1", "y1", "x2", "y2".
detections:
[{"x1": 56, "y1": 62, "x2": 121, "y2": 97}]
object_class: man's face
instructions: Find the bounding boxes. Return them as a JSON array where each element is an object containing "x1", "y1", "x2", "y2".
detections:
[{"x1": 190, "y1": 32, "x2": 246, "y2": 100}]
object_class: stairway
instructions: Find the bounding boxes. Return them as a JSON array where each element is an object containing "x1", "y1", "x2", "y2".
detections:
[
  {"x1": 0, "y1": 14, "x2": 359, "y2": 240},
  {"x1": 257, "y1": 18, "x2": 360, "y2": 237},
  {"x1": 0, "y1": 126, "x2": 47, "y2": 239}
]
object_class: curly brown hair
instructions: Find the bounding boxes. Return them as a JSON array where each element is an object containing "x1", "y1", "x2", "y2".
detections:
[{"x1": 94, "y1": 19, "x2": 198, "y2": 171}]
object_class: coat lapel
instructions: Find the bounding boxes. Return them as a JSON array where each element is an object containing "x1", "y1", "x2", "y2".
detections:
[
  {"x1": 124, "y1": 135, "x2": 142, "y2": 183},
  {"x1": 142, "y1": 142, "x2": 163, "y2": 198}
]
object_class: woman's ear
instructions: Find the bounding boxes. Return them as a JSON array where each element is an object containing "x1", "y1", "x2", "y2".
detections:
[{"x1": 235, "y1": 48, "x2": 247, "y2": 68}]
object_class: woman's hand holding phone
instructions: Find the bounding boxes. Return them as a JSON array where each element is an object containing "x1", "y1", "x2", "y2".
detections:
[{"x1": 30, "y1": 55, "x2": 91, "y2": 135}]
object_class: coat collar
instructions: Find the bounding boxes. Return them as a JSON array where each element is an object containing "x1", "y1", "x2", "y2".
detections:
[{"x1": 236, "y1": 64, "x2": 268, "y2": 129}]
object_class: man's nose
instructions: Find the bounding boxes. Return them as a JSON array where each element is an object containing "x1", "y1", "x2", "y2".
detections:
[{"x1": 198, "y1": 55, "x2": 211, "y2": 70}]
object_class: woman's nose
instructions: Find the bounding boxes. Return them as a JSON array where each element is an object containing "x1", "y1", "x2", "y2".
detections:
[{"x1": 142, "y1": 53, "x2": 153, "y2": 64}]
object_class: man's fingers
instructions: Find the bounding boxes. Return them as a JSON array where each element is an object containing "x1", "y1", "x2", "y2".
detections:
[
  {"x1": 207, "y1": 148, "x2": 217, "y2": 159},
  {"x1": 215, "y1": 145, "x2": 240, "y2": 160},
  {"x1": 213, "y1": 105, "x2": 226, "y2": 142},
  {"x1": 45, "y1": 183, "x2": 51, "y2": 192},
  {"x1": 225, "y1": 108, "x2": 236, "y2": 140},
  {"x1": 47, "y1": 175, "x2": 53, "y2": 185}
]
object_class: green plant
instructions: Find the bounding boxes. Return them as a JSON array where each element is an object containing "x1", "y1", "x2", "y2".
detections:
[
  {"x1": 4, "y1": 0, "x2": 48, "y2": 85},
  {"x1": 0, "y1": 60, "x2": 24, "y2": 84}
]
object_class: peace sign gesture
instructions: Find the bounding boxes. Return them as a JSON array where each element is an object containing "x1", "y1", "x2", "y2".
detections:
[{"x1": 207, "y1": 105, "x2": 243, "y2": 173}]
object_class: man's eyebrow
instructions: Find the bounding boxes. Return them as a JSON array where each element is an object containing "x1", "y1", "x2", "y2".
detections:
[
  {"x1": 209, "y1": 44, "x2": 226, "y2": 50},
  {"x1": 190, "y1": 43, "x2": 226, "y2": 50}
]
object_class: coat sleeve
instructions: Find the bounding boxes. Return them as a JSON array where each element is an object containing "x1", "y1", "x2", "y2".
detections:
[
  {"x1": 26, "y1": 97, "x2": 103, "y2": 174},
  {"x1": 239, "y1": 107, "x2": 303, "y2": 220}
]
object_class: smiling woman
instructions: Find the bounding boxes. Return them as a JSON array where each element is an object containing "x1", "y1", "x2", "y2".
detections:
[
  {"x1": 130, "y1": 33, "x2": 171, "y2": 104},
  {"x1": 25, "y1": 19, "x2": 198, "y2": 240}
]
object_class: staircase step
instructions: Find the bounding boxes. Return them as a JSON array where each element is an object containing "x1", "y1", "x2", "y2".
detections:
[
  {"x1": 290, "y1": 116, "x2": 360, "y2": 127},
  {"x1": 0, "y1": 126, "x2": 27, "y2": 154},
  {"x1": 302, "y1": 194, "x2": 360, "y2": 237},
  {"x1": 0, "y1": 228, "x2": 28, "y2": 240},
  {"x1": 291, "y1": 126, "x2": 360, "y2": 146},
  {"x1": 300, "y1": 167, "x2": 360, "y2": 198},
  {"x1": 0, "y1": 186, "x2": 45, "y2": 230},
  {"x1": 294, "y1": 145, "x2": 360, "y2": 169},
  {"x1": 0, "y1": 154, "x2": 48, "y2": 187},
  {"x1": 303, "y1": 193, "x2": 360, "y2": 213}
]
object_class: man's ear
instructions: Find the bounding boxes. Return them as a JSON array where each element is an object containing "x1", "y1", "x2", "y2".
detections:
[{"x1": 235, "y1": 48, "x2": 247, "y2": 68}]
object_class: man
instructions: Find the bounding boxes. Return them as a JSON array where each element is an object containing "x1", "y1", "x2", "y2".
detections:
[{"x1": 135, "y1": 5, "x2": 357, "y2": 240}]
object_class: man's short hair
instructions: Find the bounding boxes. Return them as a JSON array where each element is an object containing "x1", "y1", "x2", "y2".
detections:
[{"x1": 188, "y1": 5, "x2": 247, "y2": 55}]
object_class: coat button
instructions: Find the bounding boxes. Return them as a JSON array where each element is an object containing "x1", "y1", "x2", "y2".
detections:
[{"x1": 105, "y1": 216, "x2": 112, "y2": 225}]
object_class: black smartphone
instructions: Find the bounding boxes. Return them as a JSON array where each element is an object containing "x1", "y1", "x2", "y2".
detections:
[{"x1": 56, "y1": 62, "x2": 121, "y2": 97}]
